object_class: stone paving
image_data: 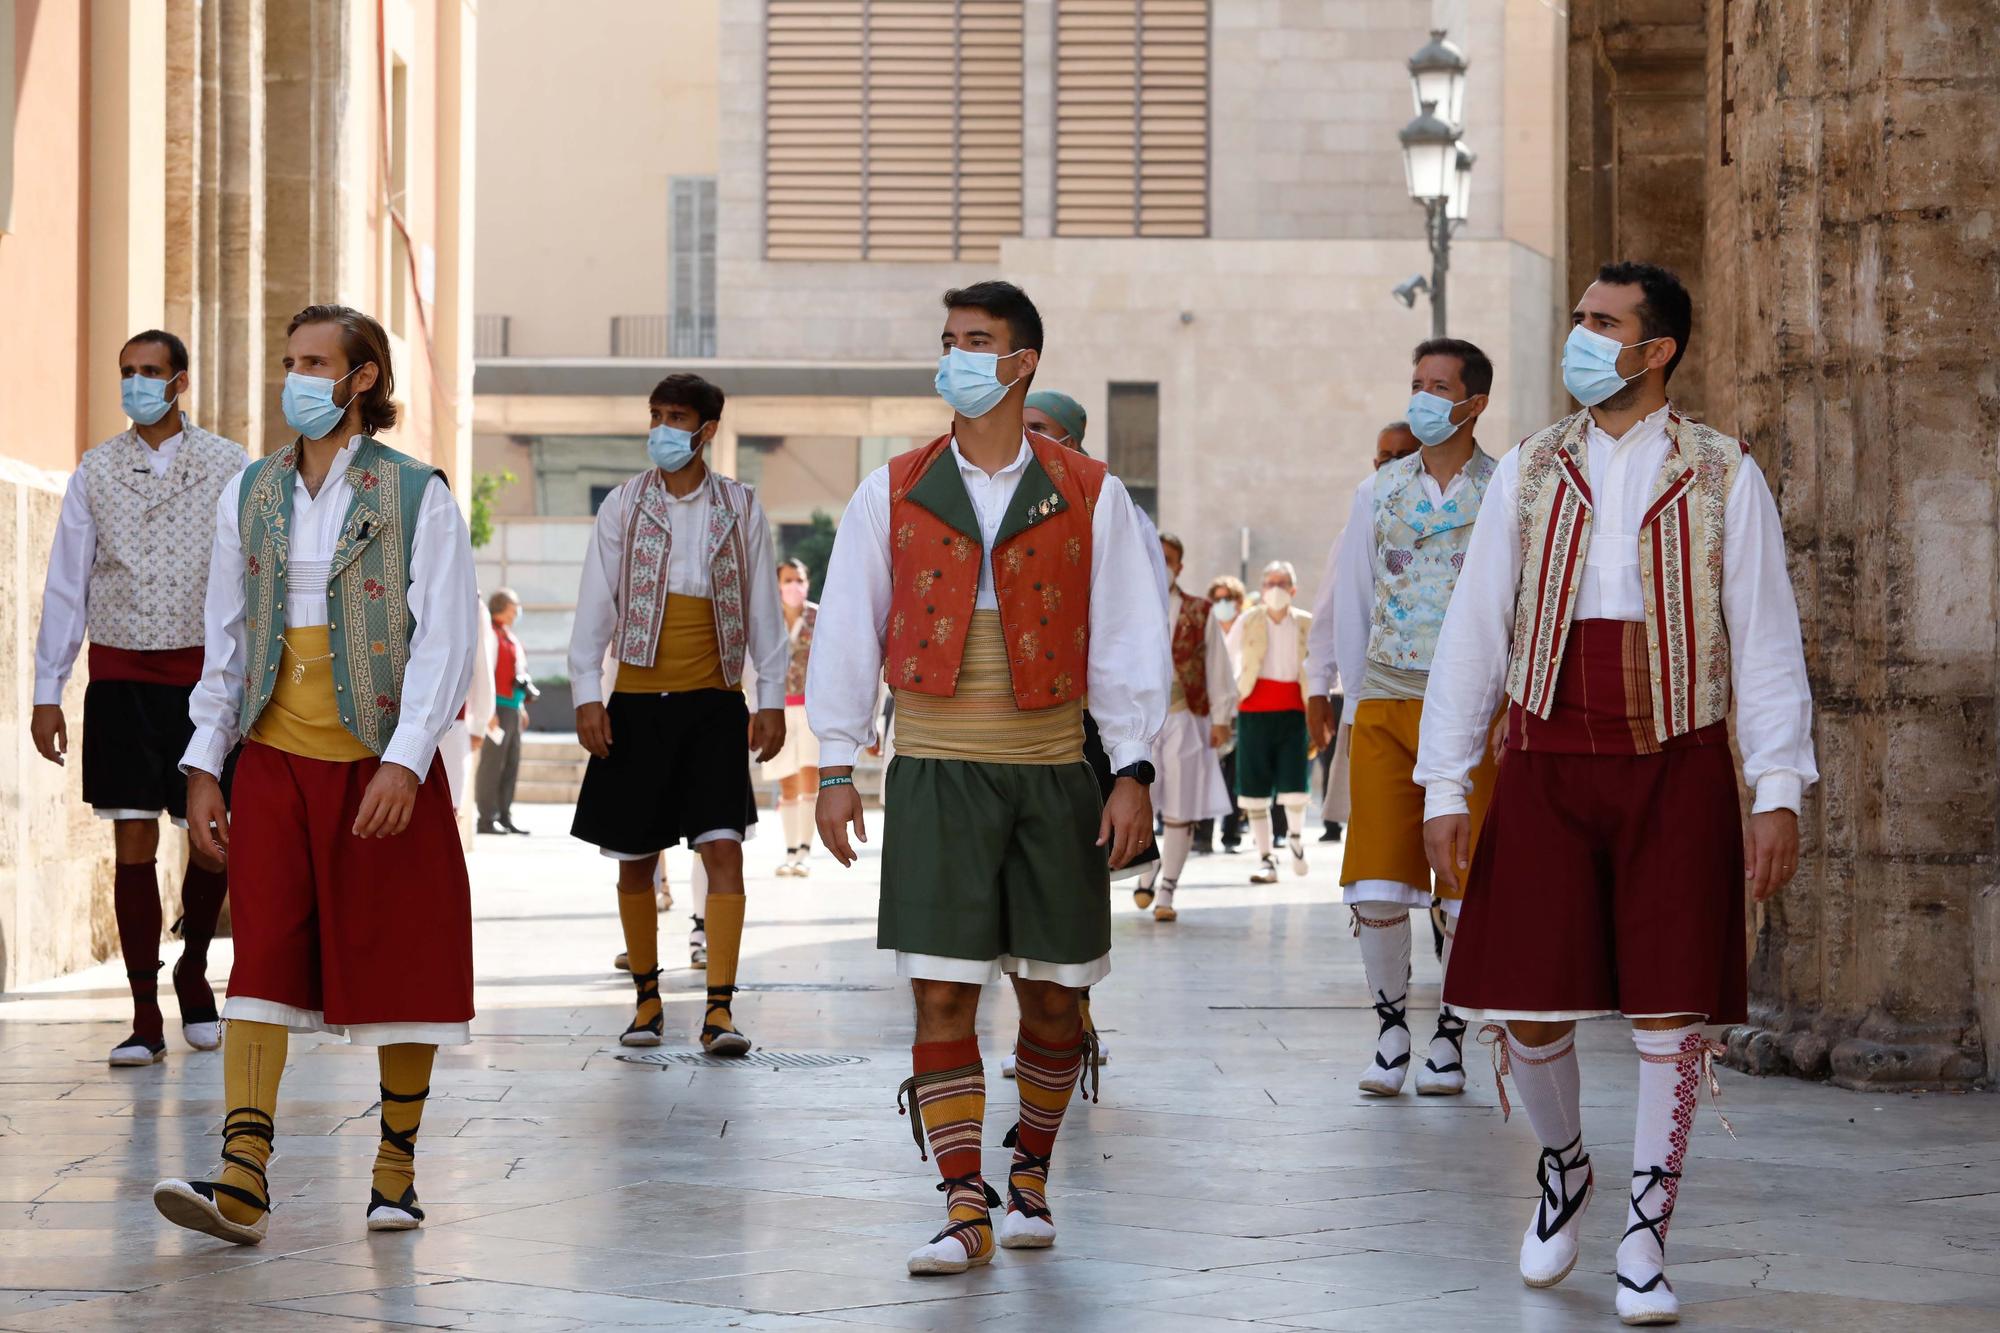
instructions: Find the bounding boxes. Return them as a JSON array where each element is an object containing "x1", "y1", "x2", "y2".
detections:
[{"x1": 1, "y1": 804, "x2": 1996, "y2": 1331}]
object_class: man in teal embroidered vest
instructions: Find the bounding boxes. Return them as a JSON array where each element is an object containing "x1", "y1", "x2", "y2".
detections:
[
  {"x1": 1325, "y1": 338, "x2": 1502, "y2": 1102},
  {"x1": 155, "y1": 305, "x2": 481, "y2": 1249}
]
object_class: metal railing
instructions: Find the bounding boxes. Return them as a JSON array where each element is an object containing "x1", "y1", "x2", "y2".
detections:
[
  {"x1": 609, "y1": 315, "x2": 670, "y2": 358},
  {"x1": 473, "y1": 313, "x2": 511, "y2": 358}
]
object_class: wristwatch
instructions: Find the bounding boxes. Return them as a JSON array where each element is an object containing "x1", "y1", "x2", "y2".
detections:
[{"x1": 1113, "y1": 760, "x2": 1156, "y2": 786}]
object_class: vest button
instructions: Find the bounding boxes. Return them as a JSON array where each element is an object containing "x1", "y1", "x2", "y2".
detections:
[
  {"x1": 336, "y1": 684, "x2": 344, "y2": 691},
  {"x1": 1040, "y1": 616, "x2": 1048, "y2": 626},
  {"x1": 926, "y1": 605, "x2": 935, "y2": 614},
  {"x1": 933, "y1": 569, "x2": 942, "y2": 578},
  {"x1": 1033, "y1": 581, "x2": 1043, "y2": 591},
  {"x1": 941, "y1": 536, "x2": 951, "y2": 545},
  {"x1": 1045, "y1": 650, "x2": 1055, "y2": 660},
  {"x1": 913, "y1": 673, "x2": 923, "y2": 683},
  {"x1": 1026, "y1": 548, "x2": 1035, "y2": 557},
  {"x1": 918, "y1": 639, "x2": 928, "y2": 649}
]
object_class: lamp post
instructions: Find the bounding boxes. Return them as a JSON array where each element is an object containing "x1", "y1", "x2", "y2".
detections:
[{"x1": 1395, "y1": 30, "x2": 1470, "y2": 338}]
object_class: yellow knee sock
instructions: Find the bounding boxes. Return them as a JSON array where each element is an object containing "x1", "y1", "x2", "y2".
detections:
[
  {"x1": 703, "y1": 892, "x2": 746, "y2": 1036},
  {"x1": 217, "y1": 1019, "x2": 287, "y2": 1225},
  {"x1": 618, "y1": 888, "x2": 662, "y2": 1028},
  {"x1": 372, "y1": 1043, "x2": 436, "y2": 1207}
]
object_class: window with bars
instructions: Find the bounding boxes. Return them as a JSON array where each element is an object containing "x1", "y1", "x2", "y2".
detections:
[
  {"x1": 671, "y1": 176, "x2": 717, "y2": 356},
  {"x1": 1055, "y1": 0, "x2": 1209, "y2": 237},
  {"x1": 764, "y1": 0, "x2": 1024, "y2": 262}
]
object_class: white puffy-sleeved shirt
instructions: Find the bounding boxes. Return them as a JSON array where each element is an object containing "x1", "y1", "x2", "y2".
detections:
[
  {"x1": 566, "y1": 467, "x2": 790, "y2": 712},
  {"x1": 182, "y1": 440, "x2": 482, "y2": 796},
  {"x1": 34, "y1": 430, "x2": 211, "y2": 705},
  {"x1": 807, "y1": 436, "x2": 1171, "y2": 772},
  {"x1": 1413, "y1": 405, "x2": 1818, "y2": 820}
]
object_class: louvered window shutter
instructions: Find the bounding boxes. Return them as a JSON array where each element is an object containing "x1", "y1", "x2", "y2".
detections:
[
  {"x1": 766, "y1": 1, "x2": 1022, "y2": 262},
  {"x1": 1055, "y1": 0, "x2": 1208, "y2": 237}
]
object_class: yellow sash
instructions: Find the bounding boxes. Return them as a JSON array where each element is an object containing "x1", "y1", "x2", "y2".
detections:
[
  {"x1": 893, "y1": 611, "x2": 1083, "y2": 764},
  {"x1": 247, "y1": 625, "x2": 374, "y2": 761},
  {"x1": 615, "y1": 595, "x2": 727, "y2": 694}
]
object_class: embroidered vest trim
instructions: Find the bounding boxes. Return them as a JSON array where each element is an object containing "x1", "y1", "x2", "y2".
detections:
[
  {"x1": 1505, "y1": 408, "x2": 1744, "y2": 742},
  {"x1": 885, "y1": 432, "x2": 1104, "y2": 710},
  {"x1": 784, "y1": 602, "x2": 816, "y2": 699},
  {"x1": 1170, "y1": 591, "x2": 1213, "y2": 716},
  {"x1": 238, "y1": 437, "x2": 440, "y2": 756},
  {"x1": 1366, "y1": 448, "x2": 1494, "y2": 673},
  {"x1": 77, "y1": 419, "x2": 248, "y2": 651},
  {"x1": 612, "y1": 468, "x2": 755, "y2": 687}
]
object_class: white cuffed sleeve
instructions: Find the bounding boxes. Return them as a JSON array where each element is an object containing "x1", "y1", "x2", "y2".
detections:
[
  {"x1": 380, "y1": 478, "x2": 481, "y2": 782},
  {"x1": 182, "y1": 472, "x2": 252, "y2": 778},
  {"x1": 1329, "y1": 473, "x2": 1377, "y2": 718},
  {"x1": 1721, "y1": 456, "x2": 1818, "y2": 813},
  {"x1": 568, "y1": 483, "x2": 628, "y2": 708},
  {"x1": 1086, "y1": 476, "x2": 1172, "y2": 772},
  {"x1": 805, "y1": 467, "x2": 894, "y2": 769},
  {"x1": 33, "y1": 475, "x2": 98, "y2": 706}
]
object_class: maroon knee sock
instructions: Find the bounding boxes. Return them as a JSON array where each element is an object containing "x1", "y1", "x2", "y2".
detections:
[
  {"x1": 174, "y1": 861, "x2": 227, "y2": 1022},
  {"x1": 113, "y1": 862, "x2": 164, "y2": 1043}
]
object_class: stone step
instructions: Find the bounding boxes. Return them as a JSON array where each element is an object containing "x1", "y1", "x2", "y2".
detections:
[{"x1": 514, "y1": 781, "x2": 583, "y2": 805}]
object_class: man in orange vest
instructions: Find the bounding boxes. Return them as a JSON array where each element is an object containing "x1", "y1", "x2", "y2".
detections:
[{"x1": 810, "y1": 282, "x2": 1169, "y2": 1277}]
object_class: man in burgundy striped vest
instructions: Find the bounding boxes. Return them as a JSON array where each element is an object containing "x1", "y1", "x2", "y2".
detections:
[
  {"x1": 32, "y1": 329, "x2": 249, "y2": 1067},
  {"x1": 1415, "y1": 262, "x2": 1817, "y2": 1325}
]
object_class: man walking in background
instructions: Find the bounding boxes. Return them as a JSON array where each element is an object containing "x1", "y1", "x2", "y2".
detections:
[
  {"x1": 476, "y1": 587, "x2": 534, "y2": 835},
  {"x1": 1228, "y1": 560, "x2": 1314, "y2": 883},
  {"x1": 32, "y1": 329, "x2": 249, "y2": 1066}
]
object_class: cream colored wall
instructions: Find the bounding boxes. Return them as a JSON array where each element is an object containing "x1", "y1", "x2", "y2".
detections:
[
  {"x1": 1000, "y1": 236, "x2": 1555, "y2": 615},
  {"x1": 475, "y1": 0, "x2": 721, "y2": 358}
]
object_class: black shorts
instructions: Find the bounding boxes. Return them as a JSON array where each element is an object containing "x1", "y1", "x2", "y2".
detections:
[
  {"x1": 570, "y1": 689, "x2": 758, "y2": 855},
  {"x1": 82, "y1": 679, "x2": 200, "y2": 818}
]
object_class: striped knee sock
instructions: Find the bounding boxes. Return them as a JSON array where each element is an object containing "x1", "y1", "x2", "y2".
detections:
[
  {"x1": 1006, "y1": 1021, "x2": 1088, "y2": 1221},
  {"x1": 899, "y1": 1037, "x2": 995, "y2": 1260},
  {"x1": 373, "y1": 1043, "x2": 436, "y2": 1213}
]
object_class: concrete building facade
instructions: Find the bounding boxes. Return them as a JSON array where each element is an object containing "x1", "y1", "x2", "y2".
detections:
[
  {"x1": 475, "y1": 0, "x2": 1564, "y2": 669},
  {"x1": 0, "y1": 0, "x2": 477, "y2": 990},
  {"x1": 1566, "y1": 0, "x2": 2000, "y2": 1089}
]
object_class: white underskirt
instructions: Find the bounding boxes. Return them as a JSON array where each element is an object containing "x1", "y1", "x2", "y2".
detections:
[
  {"x1": 1153, "y1": 708, "x2": 1233, "y2": 823},
  {"x1": 95, "y1": 807, "x2": 188, "y2": 829},
  {"x1": 895, "y1": 950, "x2": 1111, "y2": 988},
  {"x1": 222, "y1": 996, "x2": 472, "y2": 1047},
  {"x1": 1342, "y1": 879, "x2": 1459, "y2": 916},
  {"x1": 599, "y1": 828, "x2": 743, "y2": 859}
]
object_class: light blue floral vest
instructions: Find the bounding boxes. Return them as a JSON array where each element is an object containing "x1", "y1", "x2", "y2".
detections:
[
  {"x1": 237, "y1": 437, "x2": 440, "y2": 756},
  {"x1": 1366, "y1": 448, "x2": 1496, "y2": 672}
]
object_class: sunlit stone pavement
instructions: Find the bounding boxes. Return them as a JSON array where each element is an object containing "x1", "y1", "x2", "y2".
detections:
[{"x1": 1, "y1": 804, "x2": 1995, "y2": 1331}]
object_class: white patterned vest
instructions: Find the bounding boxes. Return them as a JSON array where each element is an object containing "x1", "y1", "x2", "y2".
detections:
[
  {"x1": 1504, "y1": 408, "x2": 1745, "y2": 742},
  {"x1": 612, "y1": 468, "x2": 756, "y2": 685},
  {"x1": 1366, "y1": 448, "x2": 1496, "y2": 673},
  {"x1": 76, "y1": 419, "x2": 249, "y2": 650}
]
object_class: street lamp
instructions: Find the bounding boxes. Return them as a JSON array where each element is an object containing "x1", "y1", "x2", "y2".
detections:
[{"x1": 1394, "y1": 32, "x2": 1472, "y2": 338}]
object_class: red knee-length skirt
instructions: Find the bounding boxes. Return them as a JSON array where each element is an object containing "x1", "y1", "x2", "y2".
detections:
[
  {"x1": 224, "y1": 742, "x2": 474, "y2": 1039},
  {"x1": 1442, "y1": 621, "x2": 1747, "y2": 1024}
]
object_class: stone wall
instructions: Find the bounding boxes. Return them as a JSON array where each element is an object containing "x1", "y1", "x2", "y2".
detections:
[{"x1": 1568, "y1": 0, "x2": 2000, "y2": 1088}]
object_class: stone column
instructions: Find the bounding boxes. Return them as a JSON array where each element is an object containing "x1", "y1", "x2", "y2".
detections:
[
  {"x1": 202, "y1": 0, "x2": 267, "y2": 452},
  {"x1": 1708, "y1": 0, "x2": 1998, "y2": 1089},
  {"x1": 164, "y1": 0, "x2": 205, "y2": 412}
]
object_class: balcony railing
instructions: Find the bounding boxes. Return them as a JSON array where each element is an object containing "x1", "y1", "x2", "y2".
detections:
[
  {"x1": 609, "y1": 315, "x2": 669, "y2": 358},
  {"x1": 473, "y1": 313, "x2": 511, "y2": 358}
]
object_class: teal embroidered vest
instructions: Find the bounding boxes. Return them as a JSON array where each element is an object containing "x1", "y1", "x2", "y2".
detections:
[
  {"x1": 1366, "y1": 448, "x2": 1496, "y2": 673},
  {"x1": 237, "y1": 437, "x2": 441, "y2": 756}
]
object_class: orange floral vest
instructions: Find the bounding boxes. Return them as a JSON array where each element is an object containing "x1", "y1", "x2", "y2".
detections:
[
  {"x1": 885, "y1": 432, "x2": 1104, "y2": 710},
  {"x1": 1170, "y1": 591, "x2": 1213, "y2": 717}
]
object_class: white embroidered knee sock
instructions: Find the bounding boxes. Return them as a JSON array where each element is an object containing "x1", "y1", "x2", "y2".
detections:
[
  {"x1": 1353, "y1": 902, "x2": 1412, "y2": 1070},
  {"x1": 1619, "y1": 1024, "x2": 1706, "y2": 1287},
  {"x1": 1506, "y1": 1029, "x2": 1583, "y2": 1151},
  {"x1": 1246, "y1": 806, "x2": 1274, "y2": 857},
  {"x1": 1279, "y1": 793, "x2": 1308, "y2": 843},
  {"x1": 783, "y1": 797, "x2": 811, "y2": 854},
  {"x1": 1427, "y1": 914, "x2": 1464, "y2": 1069},
  {"x1": 1159, "y1": 823, "x2": 1193, "y2": 884}
]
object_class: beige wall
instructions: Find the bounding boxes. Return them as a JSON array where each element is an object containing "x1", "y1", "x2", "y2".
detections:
[
  {"x1": 1001, "y1": 236, "x2": 1555, "y2": 612},
  {"x1": 475, "y1": 0, "x2": 720, "y2": 358}
]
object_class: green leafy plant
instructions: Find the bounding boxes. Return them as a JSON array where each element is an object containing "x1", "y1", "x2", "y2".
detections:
[
  {"x1": 788, "y1": 509, "x2": 837, "y2": 601},
  {"x1": 469, "y1": 470, "x2": 517, "y2": 549}
]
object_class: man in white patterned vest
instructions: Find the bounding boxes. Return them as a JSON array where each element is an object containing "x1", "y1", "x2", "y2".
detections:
[
  {"x1": 1322, "y1": 338, "x2": 1502, "y2": 1103},
  {"x1": 154, "y1": 305, "x2": 481, "y2": 1248},
  {"x1": 32, "y1": 330, "x2": 249, "y2": 1068},
  {"x1": 569, "y1": 373, "x2": 789, "y2": 1056},
  {"x1": 1415, "y1": 263, "x2": 1817, "y2": 1325}
]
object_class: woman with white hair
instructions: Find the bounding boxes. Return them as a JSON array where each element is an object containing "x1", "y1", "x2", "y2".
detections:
[{"x1": 1225, "y1": 559, "x2": 1315, "y2": 883}]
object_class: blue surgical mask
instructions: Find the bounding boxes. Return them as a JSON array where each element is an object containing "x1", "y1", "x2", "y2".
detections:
[
  {"x1": 934, "y1": 347, "x2": 1026, "y2": 419},
  {"x1": 1213, "y1": 599, "x2": 1238, "y2": 623},
  {"x1": 1406, "y1": 390, "x2": 1472, "y2": 448},
  {"x1": 281, "y1": 366, "x2": 362, "y2": 440},
  {"x1": 647, "y1": 423, "x2": 704, "y2": 472},
  {"x1": 1561, "y1": 324, "x2": 1664, "y2": 407},
  {"x1": 121, "y1": 374, "x2": 179, "y2": 427}
]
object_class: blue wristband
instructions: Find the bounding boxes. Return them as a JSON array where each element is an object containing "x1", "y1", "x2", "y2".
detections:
[{"x1": 817, "y1": 774, "x2": 854, "y2": 790}]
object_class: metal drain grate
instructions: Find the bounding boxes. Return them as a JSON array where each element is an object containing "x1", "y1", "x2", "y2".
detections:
[{"x1": 616, "y1": 1050, "x2": 870, "y2": 1070}]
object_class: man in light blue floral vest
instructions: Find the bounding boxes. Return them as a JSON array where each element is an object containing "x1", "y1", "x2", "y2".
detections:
[{"x1": 1326, "y1": 337, "x2": 1502, "y2": 1102}]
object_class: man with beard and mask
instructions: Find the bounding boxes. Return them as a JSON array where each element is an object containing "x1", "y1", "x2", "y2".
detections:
[
  {"x1": 1323, "y1": 341, "x2": 1503, "y2": 1101},
  {"x1": 1226, "y1": 561, "x2": 1314, "y2": 883},
  {"x1": 153, "y1": 304, "x2": 480, "y2": 1245},
  {"x1": 1417, "y1": 262, "x2": 1815, "y2": 1325},
  {"x1": 810, "y1": 281, "x2": 1168, "y2": 1277},
  {"x1": 33, "y1": 330, "x2": 248, "y2": 1068},
  {"x1": 569, "y1": 373, "x2": 789, "y2": 1057}
]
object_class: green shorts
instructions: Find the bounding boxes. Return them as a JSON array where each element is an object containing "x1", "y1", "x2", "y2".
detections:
[
  {"x1": 1235, "y1": 708, "x2": 1311, "y2": 798},
  {"x1": 879, "y1": 756, "x2": 1109, "y2": 965}
]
